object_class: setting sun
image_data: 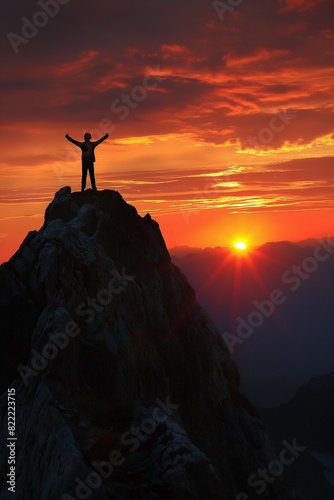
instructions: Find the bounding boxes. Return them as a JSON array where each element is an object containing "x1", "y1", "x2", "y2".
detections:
[{"x1": 234, "y1": 241, "x2": 247, "y2": 250}]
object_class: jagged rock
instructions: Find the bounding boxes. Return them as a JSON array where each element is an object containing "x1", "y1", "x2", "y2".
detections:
[{"x1": 0, "y1": 188, "x2": 298, "y2": 499}]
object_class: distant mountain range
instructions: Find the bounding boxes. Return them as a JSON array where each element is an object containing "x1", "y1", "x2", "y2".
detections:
[
  {"x1": 260, "y1": 370, "x2": 334, "y2": 500},
  {"x1": 171, "y1": 240, "x2": 334, "y2": 407},
  {"x1": 170, "y1": 237, "x2": 334, "y2": 257}
]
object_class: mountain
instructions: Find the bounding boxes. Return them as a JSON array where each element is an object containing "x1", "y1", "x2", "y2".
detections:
[
  {"x1": 171, "y1": 242, "x2": 334, "y2": 407},
  {"x1": 260, "y1": 370, "x2": 334, "y2": 500},
  {"x1": 0, "y1": 187, "x2": 298, "y2": 499}
]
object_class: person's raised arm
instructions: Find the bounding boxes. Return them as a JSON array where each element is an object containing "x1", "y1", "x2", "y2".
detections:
[
  {"x1": 65, "y1": 134, "x2": 80, "y2": 146},
  {"x1": 93, "y1": 133, "x2": 109, "y2": 147}
]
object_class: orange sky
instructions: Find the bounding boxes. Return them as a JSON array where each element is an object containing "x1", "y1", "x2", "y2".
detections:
[{"x1": 1, "y1": 0, "x2": 334, "y2": 262}]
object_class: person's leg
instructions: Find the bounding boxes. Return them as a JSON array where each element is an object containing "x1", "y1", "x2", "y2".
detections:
[
  {"x1": 89, "y1": 164, "x2": 97, "y2": 190},
  {"x1": 81, "y1": 164, "x2": 88, "y2": 191}
]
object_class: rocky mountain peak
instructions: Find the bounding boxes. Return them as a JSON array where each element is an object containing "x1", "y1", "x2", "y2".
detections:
[{"x1": 0, "y1": 187, "x2": 298, "y2": 499}]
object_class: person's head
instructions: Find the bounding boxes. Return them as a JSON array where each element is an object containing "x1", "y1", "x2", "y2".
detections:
[{"x1": 84, "y1": 132, "x2": 92, "y2": 141}]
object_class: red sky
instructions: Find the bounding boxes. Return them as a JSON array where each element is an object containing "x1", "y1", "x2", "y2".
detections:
[{"x1": 1, "y1": 0, "x2": 334, "y2": 261}]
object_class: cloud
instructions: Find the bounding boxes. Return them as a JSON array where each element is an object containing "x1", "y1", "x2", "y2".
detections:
[
  {"x1": 1, "y1": 0, "x2": 334, "y2": 197},
  {"x1": 278, "y1": 0, "x2": 328, "y2": 12},
  {"x1": 36, "y1": 156, "x2": 334, "y2": 215}
]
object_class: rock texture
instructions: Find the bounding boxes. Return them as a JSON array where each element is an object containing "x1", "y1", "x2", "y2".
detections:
[{"x1": 0, "y1": 188, "x2": 298, "y2": 499}]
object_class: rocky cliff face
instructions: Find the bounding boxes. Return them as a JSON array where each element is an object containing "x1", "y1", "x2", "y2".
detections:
[{"x1": 0, "y1": 188, "x2": 298, "y2": 499}]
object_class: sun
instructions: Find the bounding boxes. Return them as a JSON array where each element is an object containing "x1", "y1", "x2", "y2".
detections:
[{"x1": 234, "y1": 241, "x2": 247, "y2": 251}]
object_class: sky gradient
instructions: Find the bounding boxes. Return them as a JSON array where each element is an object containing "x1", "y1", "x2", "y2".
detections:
[{"x1": 1, "y1": 0, "x2": 334, "y2": 261}]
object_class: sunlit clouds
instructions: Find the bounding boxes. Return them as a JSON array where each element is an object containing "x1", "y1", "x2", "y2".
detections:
[{"x1": 1, "y1": 0, "x2": 334, "y2": 260}]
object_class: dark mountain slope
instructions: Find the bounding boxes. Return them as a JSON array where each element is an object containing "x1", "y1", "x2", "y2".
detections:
[{"x1": 0, "y1": 187, "x2": 298, "y2": 499}]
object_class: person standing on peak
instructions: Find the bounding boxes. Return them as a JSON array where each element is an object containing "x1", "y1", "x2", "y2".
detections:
[{"x1": 65, "y1": 132, "x2": 109, "y2": 192}]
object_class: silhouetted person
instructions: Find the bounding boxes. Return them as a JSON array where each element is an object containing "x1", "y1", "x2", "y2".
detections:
[{"x1": 65, "y1": 132, "x2": 109, "y2": 191}]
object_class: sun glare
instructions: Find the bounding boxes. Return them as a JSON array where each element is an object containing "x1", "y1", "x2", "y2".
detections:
[{"x1": 234, "y1": 241, "x2": 247, "y2": 250}]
